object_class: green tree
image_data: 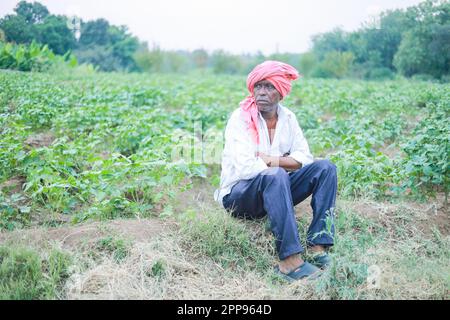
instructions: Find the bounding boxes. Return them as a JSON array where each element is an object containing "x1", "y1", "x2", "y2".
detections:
[
  {"x1": 349, "y1": 9, "x2": 414, "y2": 69},
  {"x1": 73, "y1": 45, "x2": 122, "y2": 71},
  {"x1": 0, "y1": 1, "x2": 74, "y2": 55},
  {"x1": 210, "y1": 50, "x2": 243, "y2": 74},
  {"x1": 299, "y1": 52, "x2": 318, "y2": 77},
  {"x1": 14, "y1": 0, "x2": 49, "y2": 24},
  {"x1": 108, "y1": 25, "x2": 139, "y2": 70},
  {"x1": 163, "y1": 51, "x2": 189, "y2": 72},
  {"x1": 192, "y1": 49, "x2": 208, "y2": 69},
  {"x1": 145, "y1": 45, "x2": 164, "y2": 73},
  {"x1": 133, "y1": 42, "x2": 152, "y2": 72},
  {"x1": 312, "y1": 28, "x2": 350, "y2": 60},
  {"x1": 78, "y1": 19, "x2": 111, "y2": 47},
  {"x1": 315, "y1": 51, "x2": 354, "y2": 79},
  {"x1": 393, "y1": 31, "x2": 427, "y2": 77},
  {"x1": 393, "y1": 0, "x2": 450, "y2": 78},
  {"x1": 0, "y1": 1, "x2": 50, "y2": 44},
  {"x1": 36, "y1": 15, "x2": 76, "y2": 55},
  {"x1": 76, "y1": 19, "x2": 139, "y2": 71},
  {"x1": 309, "y1": 0, "x2": 449, "y2": 79},
  {"x1": 0, "y1": 14, "x2": 35, "y2": 43}
]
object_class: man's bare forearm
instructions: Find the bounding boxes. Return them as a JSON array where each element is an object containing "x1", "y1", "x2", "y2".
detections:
[
  {"x1": 268, "y1": 156, "x2": 302, "y2": 171},
  {"x1": 256, "y1": 152, "x2": 302, "y2": 171}
]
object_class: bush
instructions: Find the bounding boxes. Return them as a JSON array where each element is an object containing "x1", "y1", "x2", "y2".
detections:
[
  {"x1": 411, "y1": 73, "x2": 436, "y2": 82},
  {"x1": 365, "y1": 67, "x2": 395, "y2": 80},
  {"x1": 0, "y1": 40, "x2": 76, "y2": 72}
]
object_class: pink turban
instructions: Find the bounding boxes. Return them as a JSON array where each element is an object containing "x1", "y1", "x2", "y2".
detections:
[{"x1": 240, "y1": 60, "x2": 299, "y2": 144}]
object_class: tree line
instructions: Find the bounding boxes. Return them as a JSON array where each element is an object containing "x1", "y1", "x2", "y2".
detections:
[
  {"x1": 0, "y1": 1, "x2": 139, "y2": 72},
  {"x1": 307, "y1": 0, "x2": 449, "y2": 80},
  {"x1": 0, "y1": 0, "x2": 448, "y2": 79}
]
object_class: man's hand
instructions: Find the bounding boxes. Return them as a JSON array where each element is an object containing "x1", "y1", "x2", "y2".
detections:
[
  {"x1": 256, "y1": 152, "x2": 302, "y2": 171},
  {"x1": 256, "y1": 152, "x2": 273, "y2": 166}
]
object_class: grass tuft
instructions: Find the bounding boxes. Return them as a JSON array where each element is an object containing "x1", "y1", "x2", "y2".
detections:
[
  {"x1": 0, "y1": 245, "x2": 72, "y2": 300},
  {"x1": 178, "y1": 208, "x2": 275, "y2": 273}
]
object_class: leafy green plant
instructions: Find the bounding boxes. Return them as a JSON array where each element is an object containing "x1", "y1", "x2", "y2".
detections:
[
  {"x1": 1, "y1": 69, "x2": 448, "y2": 227},
  {"x1": 0, "y1": 40, "x2": 76, "y2": 72},
  {"x1": 401, "y1": 103, "x2": 449, "y2": 200},
  {"x1": 149, "y1": 259, "x2": 167, "y2": 280},
  {"x1": 0, "y1": 191, "x2": 31, "y2": 230},
  {"x1": 330, "y1": 135, "x2": 401, "y2": 198}
]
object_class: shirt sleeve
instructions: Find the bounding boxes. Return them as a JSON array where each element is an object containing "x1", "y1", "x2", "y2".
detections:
[
  {"x1": 224, "y1": 112, "x2": 268, "y2": 180},
  {"x1": 288, "y1": 113, "x2": 314, "y2": 167}
]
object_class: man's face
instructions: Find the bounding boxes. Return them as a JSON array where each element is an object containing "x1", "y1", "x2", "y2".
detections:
[{"x1": 253, "y1": 80, "x2": 281, "y2": 113}]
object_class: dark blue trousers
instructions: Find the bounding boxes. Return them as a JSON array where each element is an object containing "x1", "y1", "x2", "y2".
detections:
[{"x1": 222, "y1": 160, "x2": 337, "y2": 260}]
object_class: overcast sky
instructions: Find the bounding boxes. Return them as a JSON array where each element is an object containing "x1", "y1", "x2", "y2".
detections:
[{"x1": 0, "y1": 0, "x2": 425, "y2": 54}]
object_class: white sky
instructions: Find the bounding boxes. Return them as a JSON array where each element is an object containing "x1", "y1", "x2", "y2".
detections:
[{"x1": 0, "y1": 0, "x2": 424, "y2": 54}]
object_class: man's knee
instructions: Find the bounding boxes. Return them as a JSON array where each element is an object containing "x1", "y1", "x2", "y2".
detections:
[
  {"x1": 261, "y1": 167, "x2": 289, "y2": 181},
  {"x1": 313, "y1": 159, "x2": 337, "y2": 174}
]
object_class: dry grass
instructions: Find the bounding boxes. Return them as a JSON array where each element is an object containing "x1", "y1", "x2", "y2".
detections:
[{"x1": 64, "y1": 233, "x2": 318, "y2": 300}]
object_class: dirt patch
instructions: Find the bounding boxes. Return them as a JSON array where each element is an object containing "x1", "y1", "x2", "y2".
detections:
[
  {"x1": 0, "y1": 218, "x2": 177, "y2": 250},
  {"x1": 99, "y1": 151, "x2": 110, "y2": 160},
  {"x1": 378, "y1": 143, "x2": 402, "y2": 159},
  {"x1": 29, "y1": 212, "x2": 75, "y2": 229},
  {"x1": 172, "y1": 177, "x2": 220, "y2": 213},
  {"x1": 403, "y1": 114, "x2": 423, "y2": 136},
  {"x1": 0, "y1": 176, "x2": 26, "y2": 194},
  {"x1": 24, "y1": 132, "x2": 56, "y2": 148},
  {"x1": 294, "y1": 195, "x2": 313, "y2": 218},
  {"x1": 320, "y1": 113, "x2": 335, "y2": 122}
]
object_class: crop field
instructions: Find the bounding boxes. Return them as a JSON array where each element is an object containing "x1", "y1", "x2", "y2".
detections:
[{"x1": 0, "y1": 69, "x2": 449, "y2": 299}]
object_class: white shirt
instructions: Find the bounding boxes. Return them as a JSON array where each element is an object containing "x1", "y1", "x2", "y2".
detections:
[{"x1": 214, "y1": 104, "x2": 314, "y2": 204}]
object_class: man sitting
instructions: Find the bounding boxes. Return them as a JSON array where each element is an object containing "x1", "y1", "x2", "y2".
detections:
[{"x1": 214, "y1": 60, "x2": 338, "y2": 281}]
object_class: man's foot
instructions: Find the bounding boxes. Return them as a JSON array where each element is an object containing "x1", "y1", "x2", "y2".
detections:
[
  {"x1": 278, "y1": 254, "x2": 304, "y2": 274},
  {"x1": 308, "y1": 245, "x2": 331, "y2": 269},
  {"x1": 309, "y1": 244, "x2": 326, "y2": 253},
  {"x1": 274, "y1": 262, "x2": 322, "y2": 282},
  {"x1": 310, "y1": 252, "x2": 331, "y2": 269}
]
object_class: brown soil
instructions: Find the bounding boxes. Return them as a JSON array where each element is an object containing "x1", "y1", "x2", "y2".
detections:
[
  {"x1": 172, "y1": 177, "x2": 220, "y2": 214},
  {"x1": 294, "y1": 196, "x2": 314, "y2": 217},
  {"x1": 0, "y1": 218, "x2": 176, "y2": 250},
  {"x1": 0, "y1": 176, "x2": 26, "y2": 194},
  {"x1": 320, "y1": 113, "x2": 335, "y2": 122},
  {"x1": 378, "y1": 143, "x2": 402, "y2": 159},
  {"x1": 99, "y1": 151, "x2": 110, "y2": 159},
  {"x1": 403, "y1": 114, "x2": 423, "y2": 136},
  {"x1": 24, "y1": 132, "x2": 56, "y2": 148}
]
